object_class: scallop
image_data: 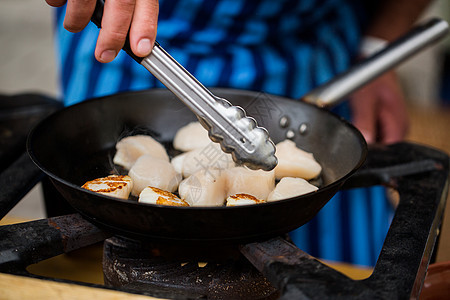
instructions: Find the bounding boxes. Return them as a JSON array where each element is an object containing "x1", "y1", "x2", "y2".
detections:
[
  {"x1": 81, "y1": 175, "x2": 133, "y2": 199},
  {"x1": 128, "y1": 155, "x2": 182, "y2": 196},
  {"x1": 171, "y1": 143, "x2": 235, "y2": 178},
  {"x1": 171, "y1": 153, "x2": 185, "y2": 175},
  {"x1": 178, "y1": 168, "x2": 227, "y2": 207},
  {"x1": 113, "y1": 135, "x2": 169, "y2": 170},
  {"x1": 267, "y1": 177, "x2": 318, "y2": 202},
  {"x1": 226, "y1": 193, "x2": 265, "y2": 206},
  {"x1": 274, "y1": 140, "x2": 322, "y2": 180},
  {"x1": 173, "y1": 121, "x2": 211, "y2": 152},
  {"x1": 225, "y1": 167, "x2": 275, "y2": 200},
  {"x1": 139, "y1": 186, "x2": 189, "y2": 206}
]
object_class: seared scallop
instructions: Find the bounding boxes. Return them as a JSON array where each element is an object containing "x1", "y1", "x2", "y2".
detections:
[
  {"x1": 82, "y1": 175, "x2": 133, "y2": 199},
  {"x1": 139, "y1": 186, "x2": 189, "y2": 206},
  {"x1": 128, "y1": 155, "x2": 182, "y2": 196},
  {"x1": 171, "y1": 143, "x2": 235, "y2": 178},
  {"x1": 274, "y1": 140, "x2": 322, "y2": 180},
  {"x1": 173, "y1": 121, "x2": 211, "y2": 152},
  {"x1": 225, "y1": 167, "x2": 275, "y2": 200},
  {"x1": 178, "y1": 168, "x2": 227, "y2": 207},
  {"x1": 226, "y1": 193, "x2": 265, "y2": 206},
  {"x1": 113, "y1": 135, "x2": 169, "y2": 170},
  {"x1": 267, "y1": 177, "x2": 318, "y2": 202}
]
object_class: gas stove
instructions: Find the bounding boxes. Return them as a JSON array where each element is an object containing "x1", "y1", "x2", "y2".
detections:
[{"x1": 0, "y1": 94, "x2": 448, "y2": 299}]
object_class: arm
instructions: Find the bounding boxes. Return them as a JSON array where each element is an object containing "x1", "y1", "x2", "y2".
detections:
[
  {"x1": 350, "y1": 0, "x2": 433, "y2": 144},
  {"x1": 364, "y1": 0, "x2": 433, "y2": 41},
  {"x1": 45, "y1": 0, "x2": 159, "y2": 63}
]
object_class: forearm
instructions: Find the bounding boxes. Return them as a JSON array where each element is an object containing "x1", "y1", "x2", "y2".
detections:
[{"x1": 365, "y1": 0, "x2": 434, "y2": 41}]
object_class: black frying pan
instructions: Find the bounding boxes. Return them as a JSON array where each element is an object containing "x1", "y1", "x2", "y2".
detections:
[
  {"x1": 27, "y1": 19, "x2": 448, "y2": 244},
  {"x1": 27, "y1": 88, "x2": 365, "y2": 244}
]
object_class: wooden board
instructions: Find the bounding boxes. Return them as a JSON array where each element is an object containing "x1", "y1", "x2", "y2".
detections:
[{"x1": 0, "y1": 273, "x2": 163, "y2": 300}]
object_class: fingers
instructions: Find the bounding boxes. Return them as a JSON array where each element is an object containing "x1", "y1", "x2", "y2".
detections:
[
  {"x1": 47, "y1": 0, "x2": 159, "y2": 63},
  {"x1": 45, "y1": 0, "x2": 67, "y2": 7},
  {"x1": 95, "y1": 0, "x2": 159, "y2": 62},
  {"x1": 378, "y1": 83, "x2": 409, "y2": 144},
  {"x1": 379, "y1": 105, "x2": 409, "y2": 144},
  {"x1": 46, "y1": 0, "x2": 95, "y2": 33},
  {"x1": 129, "y1": 0, "x2": 159, "y2": 57},
  {"x1": 65, "y1": 0, "x2": 97, "y2": 33},
  {"x1": 95, "y1": 0, "x2": 136, "y2": 63},
  {"x1": 349, "y1": 71, "x2": 409, "y2": 145},
  {"x1": 350, "y1": 88, "x2": 377, "y2": 144}
]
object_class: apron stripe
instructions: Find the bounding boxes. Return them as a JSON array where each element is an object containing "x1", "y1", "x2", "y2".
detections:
[
  {"x1": 65, "y1": 26, "x2": 97, "y2": 105},
  {"x1": 229, "y1": 46, "x2": 257, "y2": 89},
  {"x1": 94, "y1": 51, "x2": 125, "y2": 98},
  {"x1": 118, "y1": 55, "x2": 134, "y2": 92},
  {"x1": 196, "y1": 56, "x2": 225, "y2": 87},
  {"x1": 307, "y1": 214, "x2": 320, "y2": 257},
  {"x1": 340, "y1": 190, "x2": 352, "y2": 263},
  {"x1": 260, "y1": 45, "x2": 287, "y2": 96},
  {"x1": 129, "y1": 58, "x2": 153, "y2": 91},
  {"x1": 349, "y1": 188, "x2": 372, "y2": 266},
  {"x1": 318, "y1": 193, "x2": 343, "y2": 261},
  {"x1": 85, "y1": 59, "x2": 102, "y2": 99}
]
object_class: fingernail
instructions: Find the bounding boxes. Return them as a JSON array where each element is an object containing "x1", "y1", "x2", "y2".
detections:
[
  {"x1": 137, "y1": 38, "x2": 152, "y2": 56},
  {"x1": 100, "y1": 50, "x2": 116, "y2": 63}
]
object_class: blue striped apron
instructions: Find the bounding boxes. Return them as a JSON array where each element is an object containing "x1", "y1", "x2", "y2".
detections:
[{"x1": 54, "y1": 0, "x2": 393, "y2": 266}]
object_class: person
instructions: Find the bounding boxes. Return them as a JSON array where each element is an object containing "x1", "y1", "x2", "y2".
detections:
[{"x1": 45, "y1": 0, "x2": 432, "y2": 266}]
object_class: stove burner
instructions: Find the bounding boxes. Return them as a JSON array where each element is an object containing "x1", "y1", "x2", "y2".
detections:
[
  {"x1": 0, "y1": 93, "x2": 448, "y2": 299},
  {"x1": 103, "y1": 236, "x2": 279, "y2": 299}
]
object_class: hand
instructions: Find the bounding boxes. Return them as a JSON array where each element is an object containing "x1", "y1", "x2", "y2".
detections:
[
  {"x1": 45, "y1": 0, "x2": 159, "y2": 63},
  {"x1": 349, "y1": 71, "x2": 409, "y2": 144}
]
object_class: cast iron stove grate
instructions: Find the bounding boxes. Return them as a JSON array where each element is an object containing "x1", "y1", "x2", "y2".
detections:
[{"x1": 0, "y1": 94, "x2": 448, "y2": 299}]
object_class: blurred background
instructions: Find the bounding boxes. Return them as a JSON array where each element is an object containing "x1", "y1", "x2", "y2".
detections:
[{"x1": 1, "y1": 0, "x2": 449, "y2": 261}]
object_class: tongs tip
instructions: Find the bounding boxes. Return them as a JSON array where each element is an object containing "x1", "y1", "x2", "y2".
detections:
[
  {"x1": 238, "y1": 138, "x2": 278, "y2": 171},
  {"x1": 215, "y1": 122, "x2": 278, "y2": 171}
]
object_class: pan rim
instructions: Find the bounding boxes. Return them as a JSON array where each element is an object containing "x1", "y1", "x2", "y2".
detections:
[{"x1": 26, "y1": 88, "x2": 367, "y2": 210}]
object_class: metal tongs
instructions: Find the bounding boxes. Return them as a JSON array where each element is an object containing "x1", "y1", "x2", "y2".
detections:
[
  {"x1": 142, "y1": 43, "x2": 277, "y2": 171},
  {"x1": 91, "y1": 0, "x2": 277, "y2": 171}
]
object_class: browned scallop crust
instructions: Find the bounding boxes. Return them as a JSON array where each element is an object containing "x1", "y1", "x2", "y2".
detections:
[
  {"x1": 226, "y1": 193, "x2": 266, "y2": 207},
  {"x1": 149, "y1": 187, "x2": 190, "y2": 207},
  {"x1": 82, "y1": 175, "x2": 131, "y2": 193},
  {"x1": 228, "y1": 193, "x2": 265, "y2": 204}
]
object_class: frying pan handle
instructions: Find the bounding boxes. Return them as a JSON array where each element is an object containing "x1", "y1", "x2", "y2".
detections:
[
  {"x1": 342, "y1": 142, "x2": 445, "y2": 189},
  {"x1": 91, "y1": 0, "x2": 144, "y2": 63},
  {"x1": 302, "y1": 18, "x2": 449, "y2": 107}
]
